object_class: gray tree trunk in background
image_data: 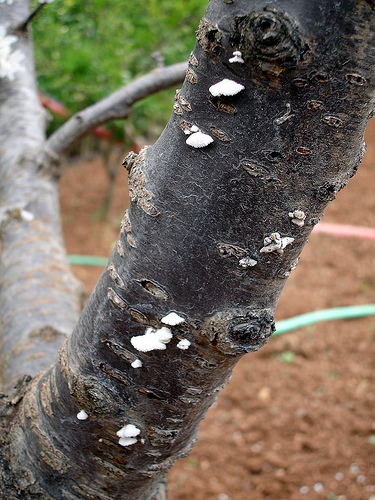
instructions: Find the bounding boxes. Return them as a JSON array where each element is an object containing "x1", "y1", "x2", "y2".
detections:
[{"x1": 1, "y1": 0, "x2": 375, "y2": 498}]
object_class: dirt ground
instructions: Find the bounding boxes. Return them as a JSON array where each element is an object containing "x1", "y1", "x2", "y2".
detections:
[{"x1": 60, "y1": 120, "x2": 375, "y2": 500}]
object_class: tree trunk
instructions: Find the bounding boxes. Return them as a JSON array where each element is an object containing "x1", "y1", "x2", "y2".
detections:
[{"x1": 1, "y1": 0, "x2": 375, "y2": 499}]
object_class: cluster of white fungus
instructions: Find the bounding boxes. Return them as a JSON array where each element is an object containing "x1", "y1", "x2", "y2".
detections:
[
  {"x1": 117, "y1": 424, "x2": 140, "y2": 447},
  {"x1": 0, "y1": 25, "x2": 24, "y2": 81},
  {"x1": 209, "y1": 78, "x2": 245, "y2": 97},
  {"x1": 131, "y1": 326, "x2": 172, "y2": 352},
  {"x1": 130, "y1": 312, "x2": 189, "y2": 359},
  {"x1": 260, "y1": 232, "x2": 294, "y2": 255}
]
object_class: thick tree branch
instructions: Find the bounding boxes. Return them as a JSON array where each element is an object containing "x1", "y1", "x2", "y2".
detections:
[
  {"x1": 44, "y1": 62, "x2": 188, "y2": 159},
  {"x1": 0, "y1": 3, "x2": 82, "y2": 391}
]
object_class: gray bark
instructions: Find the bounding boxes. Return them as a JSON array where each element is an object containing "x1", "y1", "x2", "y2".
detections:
[
  {"x1": 1, "y1": 0, "x2": 375, "y2": 499},
  {"x1": 0, "y1": 0, "x2": 83, "y2": 391}
]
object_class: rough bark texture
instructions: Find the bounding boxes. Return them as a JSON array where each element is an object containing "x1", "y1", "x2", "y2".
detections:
[{"x1": 1, "y1": 0, "x2": 375, "y2": 499}]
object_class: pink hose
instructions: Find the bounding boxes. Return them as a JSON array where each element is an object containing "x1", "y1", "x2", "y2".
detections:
[{"x1": 313, "y1": 222, "x2": 375, "y2": 240}]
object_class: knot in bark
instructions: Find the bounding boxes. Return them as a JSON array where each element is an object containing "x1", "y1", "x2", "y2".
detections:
[
  {"x1": 203, "y1": 308, "x2": 275, "y2": 356},
  {"x1": 230, "y1": 8, "x2": 305, "y2": 77}
]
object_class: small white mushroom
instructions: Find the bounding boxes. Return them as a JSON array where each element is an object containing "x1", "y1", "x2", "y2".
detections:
[
  {"x1": 76, "y1": 410, "x2": 88, "y2": 420},
  {"x1": 190, "y1": 125, "x2": 199, "y2": 132},
  {"x1": 161, "y1": 312, "x2": 185, "y2": 325},
  {"x1": 176, "y1": 339, "x2": 191, "y2": 350},
  {"x1": 130, "y1": 326, "x2": 172, "y2": 352},
  {"x1": 229, "y1": 50, "x2": 244, "y2": 64},
  {"x1": 209, "y1": 78, "x2": 245, "y2": 97},
  {"x1": 288, "y1": 210, "x2": 306, "y2": 227},
  {"x1": 260, "y1": 232, "x2": 294, "y2": 255},
  {"x1": 239, "y1": 257, "x2": 258, "y2": 268},
  {"x1": 186, "y1": 131, "x2": 214, "y2": 148},
  {"x1": 131, "y1": 359, "x2": 143, "y2": 368}
]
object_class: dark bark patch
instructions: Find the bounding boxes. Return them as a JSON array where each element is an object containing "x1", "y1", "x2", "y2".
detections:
[
  {"x1": 98, "y1": 362, "x2": 130, "y2": 387},
  {"x1": 185, "y1": 67, "x2": 198, "y2": 84},
  {"x1": 216, "y1": 242, "x2": 247, "y2": 258},
  {"x1": 209, "y1": 96, "x2": 237, "y2": 115},
  {"x1": 307, "y1": 100, "x2": 325, "y2": 111},
  {"x1": 296, "y1": 146, "x2": 311, "y2": 155},
  {"x1": 129, "y1": 309, "x2": 149, "y2": 324},
  {"x1": 346, "y1": 73, "x2": 367, "y2": 86},
  {"x1": 196, "y1": 17, "x2": 224, "y2": 55},
  {"x1": 241, "y1": 159, "x2": 283, "y2": 187},
  {"x1": 202, "y1": 308, "x2": 275, "y2": 356},
  {"x1": 126, "y1": 146, "x2": 160, "y2": 217},
  {"x1": 310, "y1": 70, "x2": 330, "y2": 83},
  {"x1": 175, "y1": 90, "x2": 192, "y2": 112},
  {"x1": 322, "y1": 115, "x2": 344, "y2": 128},
  {"x1": 108, "y1": 264, "x2": 126, "y2": 290},
  {"x1": 209, "y1": 126, "x2": 231, "y2": 142},
  {"x1": 316, "y1": 183, "x2": 338, "y2": 202},
  {"x1": 173, "y1": 102, "x2": 184, "y2": 116},
  {"x1": 229, "y1": 8, "x2": 305, "y2": 77},
  {"x1": 263, "y1": 150, "x2": 284, "y2": 162},
  {"x1": 188, "y1": 51, "x2": 198, "y2": 67},
  {"x1": 108, "y1": 287, "x2": 128, "y2": 310},
  {"x1": 138, "y1": 279, "x2": 171, "y2": 302},
  {"x1": 102, "y1": 340, "x2": 135, "y2": 362}
]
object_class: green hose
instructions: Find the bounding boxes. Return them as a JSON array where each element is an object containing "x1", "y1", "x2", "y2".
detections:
[
  {"x1": 68, "y1": 254, "x2": 108, "y2": 267},
  {"x1": 67, "y1": 254, "x2": 375, "y2": 335},
  {"x1": 274, "y1": 304, "x2": 375, "y2": 336}
]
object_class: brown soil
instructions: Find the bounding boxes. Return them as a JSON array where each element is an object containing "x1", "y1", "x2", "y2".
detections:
[{"x1": 60, "y1": 120, "x2": 375, "y2": 500}]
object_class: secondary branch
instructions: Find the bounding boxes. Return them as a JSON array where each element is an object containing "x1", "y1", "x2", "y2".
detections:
[{"x1": 44, "y1": 62, "x2": 188, "y2": 159}]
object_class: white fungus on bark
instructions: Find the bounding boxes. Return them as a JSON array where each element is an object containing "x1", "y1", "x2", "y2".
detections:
[
  {"x1": 260, "y1": 232, "x2": 294, "y2": 255},
  {"x1": 239, "y1": 257, "x2": 258, "y2": 268},
  {"x1": 117, "y1": 424, "x2": 140, "y2": 438},
  {"x1": 186, "y1": 131, "x2": 213, "y2": 148},
  {"x1": 229, "y1": 50, "x2": 244, "y2": 63},
  {"x1": 161, "y1": 312, "x2": 185, "y2": 325},
  {"x1": 76, "y1": 410, "x2": 88, "y2": 420},
  {"x1": 176, "y1": 339, "x2": 191, "y2": 350},
  {"x1": 130, "y1": 326, "x2": 172, "y2": 352},
  {"x1": 117, "y1": 424, "x2": 140, "y2": 447},
  {"x1": 131, "y1": 359, "x2": 143, "y2": 368},
  {"x1": 209, "y1": 78, "x2": 245, "y2": 97},
  {"x1": 288, "y1": 209, "x2": 306, "y2": 227}
]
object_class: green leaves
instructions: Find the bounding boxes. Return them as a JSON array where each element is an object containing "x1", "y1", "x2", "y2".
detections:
[{"x1": 33, "y1": 0, "x2": 205, "y2": 141}]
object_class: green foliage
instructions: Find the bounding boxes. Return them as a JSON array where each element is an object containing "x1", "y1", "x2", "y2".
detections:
[{"x1": 33, "y1": 0, "x2": 206, "y2": 141}]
